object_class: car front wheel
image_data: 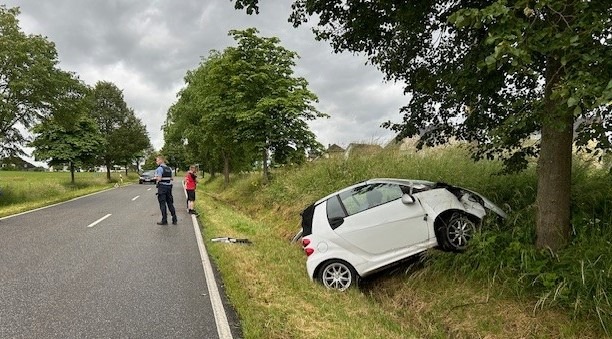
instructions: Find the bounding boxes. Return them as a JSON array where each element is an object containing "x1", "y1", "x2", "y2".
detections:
[
  {"x1": 438, "y1": 213, "x2": 477, "y2": 251},
  {"x1": 317, "y1": 260, "x2": 358, "y2": 291}
]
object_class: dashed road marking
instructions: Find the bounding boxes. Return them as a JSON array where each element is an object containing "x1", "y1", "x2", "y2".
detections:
[
  {"x1": 132, "y1": 195, "x2": 140, "y2": 201},
  {"x1": 87, "y1": 214, "x2": 112, "y2": 228}
]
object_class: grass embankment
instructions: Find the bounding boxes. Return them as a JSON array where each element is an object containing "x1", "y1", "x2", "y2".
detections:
[
  {"x1": 0, "y1": 171, "x2": 135, "y2": 218},
  {"x1": 198, "y1": 146, "x2": 611, "y2": 338}
]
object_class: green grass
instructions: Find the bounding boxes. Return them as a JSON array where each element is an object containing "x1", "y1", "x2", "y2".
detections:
[
  {"x1": 199, "y1": 146, "x2": 611, "y2": 338},
  {"x1": 0, "y1": 171, "x2": 136, "y2": 217}
]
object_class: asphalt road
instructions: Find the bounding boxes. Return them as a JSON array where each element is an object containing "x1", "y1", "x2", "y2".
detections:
[{"x1": 0, "y1": 183, "x2": 235, "y2": 338}]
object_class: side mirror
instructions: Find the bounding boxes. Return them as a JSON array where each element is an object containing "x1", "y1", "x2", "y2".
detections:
[{"x1": 401, "y1": 193, "x2": 415, "y2": 205}]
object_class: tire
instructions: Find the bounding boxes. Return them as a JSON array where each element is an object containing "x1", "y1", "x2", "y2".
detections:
[
  {"x1": 438, "y1": 212, "x2": 477, "y2": 251},
  {"x1": 317, "y1": 260, "x2": 358, "y2": 291}
]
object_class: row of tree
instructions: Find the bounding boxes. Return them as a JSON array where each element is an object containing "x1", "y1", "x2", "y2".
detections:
[
  {"x1": 0, "y1": 6, "x2": 151, "y2": 183},
  {"x1": 162, "y1": 28, "x2": 327, "y2": 183},
  {"x1": 30, "y1": 81, "x2": 151, "y2": 183}
]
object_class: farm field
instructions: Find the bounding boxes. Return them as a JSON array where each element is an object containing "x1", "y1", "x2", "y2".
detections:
[{"x1": 0, "y1": 171, "x2": 135, "y2": 218}]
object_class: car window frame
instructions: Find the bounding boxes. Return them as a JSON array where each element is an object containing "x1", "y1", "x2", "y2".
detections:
[
  {"x1": 337, "y1": 183, "x2": 404, "y2": 217},
  {"x1": 326, "y1": 195, "x2": 348, "y2": 230}
]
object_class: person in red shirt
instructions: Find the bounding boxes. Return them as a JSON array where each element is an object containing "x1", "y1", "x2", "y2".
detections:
[{"x1": 185, "y1": 165, "x2": 198, "y2": 215}]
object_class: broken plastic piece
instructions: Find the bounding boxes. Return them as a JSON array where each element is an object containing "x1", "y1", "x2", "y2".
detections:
[{"x1": 211, "y1": 237, "x2": 252, "y2": 244}]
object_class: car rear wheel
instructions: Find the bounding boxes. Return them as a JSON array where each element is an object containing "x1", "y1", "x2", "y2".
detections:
[
  {"x1": 317, "y1": 260, "x2": 358, "y2": 291},
  {"x1": 438, "y1": 212, "x2": 477, "y2": 251}
]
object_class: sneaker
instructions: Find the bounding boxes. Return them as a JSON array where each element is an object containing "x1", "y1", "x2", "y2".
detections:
[{"x1": 172, "y1": 220, "x2": 178, "y2": 225}]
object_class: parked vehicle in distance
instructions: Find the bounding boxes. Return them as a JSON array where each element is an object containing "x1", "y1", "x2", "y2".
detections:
[
  {"x1": 138, "y1": 170, "x2": 156, "y2": 184},
  {"x1": 296, "y1": 178, "x2": 507, "y2": 291}
]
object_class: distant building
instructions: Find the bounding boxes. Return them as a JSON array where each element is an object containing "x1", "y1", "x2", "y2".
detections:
[
  {"x1": 324, "y1": 144, "x2": 345, "y2": 158},
  {"x1": 0, "y1": 156, "x2": 38, "y2": 171}
]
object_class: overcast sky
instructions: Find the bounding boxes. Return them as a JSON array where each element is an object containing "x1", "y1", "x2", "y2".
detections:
[{"x1": 5, "y1": 0, "x2": 408, "y2": 158}]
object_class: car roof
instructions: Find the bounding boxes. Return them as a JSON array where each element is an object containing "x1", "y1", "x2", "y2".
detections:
[{"x1": 314, "y1": 178, "x2": 436, "y2": 205}]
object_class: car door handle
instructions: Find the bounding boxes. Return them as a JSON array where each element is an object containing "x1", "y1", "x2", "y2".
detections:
[{"x1": 329, "y1": 217, "x2": 344, "y2": 229}]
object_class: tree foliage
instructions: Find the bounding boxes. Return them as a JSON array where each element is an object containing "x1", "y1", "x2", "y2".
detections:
[
  {"x1": 227, "y1": 28, "x2": 327, "y2": 180},
  {"x1": 30, "y1": 114, "x2": 104, "y2": 184},
  {"x1": 28, "y1": 75, "x2": 105, "y2": 183},
  {"x1": 111, "y1": 112, "x2": 151, "y2": 174},
  {"x1": 233, "y1": 0, "x2": 611, "y2": 250},
  {"x1": 90, "y1": 81, "x2": 150, "y2": 181},
  {"x1": 0, "y1": 6, "x2": 78, "y2": 157},
  {"x1": 164, "y1": 28, "x2": 326, "y2": 183}
]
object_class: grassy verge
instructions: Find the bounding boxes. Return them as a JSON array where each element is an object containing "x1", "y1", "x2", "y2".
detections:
[
  {"x1": 0, "y1": 171, "x2": 136, "y2": 218},
  {"x1": 198, "y1": 146, "x2": 610, "y2": 338},
  {"x1": 201, "y1": 196, "x2": 416, "y2": 338}
]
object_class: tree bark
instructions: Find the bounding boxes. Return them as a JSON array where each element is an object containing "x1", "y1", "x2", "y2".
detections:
[
  {"x1": 105, "y1": 159, "x2": 112, "y2": 182},
  {"x1": 535, "y1": 57, "x2": 572, "y2": 251},
  {"x1": 70, "y1": 161, "x2": 75, "y2": 184}
]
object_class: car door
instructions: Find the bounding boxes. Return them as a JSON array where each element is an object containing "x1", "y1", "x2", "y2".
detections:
[{"x1": 332, "y1": 183, "x2": 430, "y2": 255}]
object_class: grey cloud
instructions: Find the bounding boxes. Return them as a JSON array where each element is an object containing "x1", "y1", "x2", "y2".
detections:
[{"x1": 6, "y1": 0, "x2": 407, "y2": 152}]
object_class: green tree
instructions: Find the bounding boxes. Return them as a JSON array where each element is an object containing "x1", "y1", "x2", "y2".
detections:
[
  {"x1": 226, "y1": 28, "x2": 327, "y2": 182},
  {"x1": 112, "y1": 112, "x2": 152, "y2": 175},
  {"x1": 30, "y1": 115, "x2": 104, "y2": 184},
  {"x1": 0, "y1": 6, "x2": 77, "y2": 157},
  {"x1": 89, "y1": 81, "x2": 133, "y2": 181},
  {"x1": 166, "y1": 30, "x2": 326, "y2": 183},
  {"x1": 165, "y1": 51, "x2": 258, "y2": 184},
  {"x1": 142, "y1": 152, "x2": 159, "y2": 171},
  {"x1": 234, "y1": 0, "x2": 612, "y2": 251}
]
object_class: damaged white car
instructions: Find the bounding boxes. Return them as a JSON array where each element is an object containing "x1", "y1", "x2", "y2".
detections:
[{"x1": 296, "y1": 178, "x2": 507, "y2": 291}]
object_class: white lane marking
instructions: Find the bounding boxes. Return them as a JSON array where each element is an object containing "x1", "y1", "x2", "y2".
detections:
[
  {"x1": 192, "y1": 215, "x2": 233, "y2": 339},
  {"x1": 87, "y1": 214, "x2": 112, "y2": 228},
  {"x1": 132, "y1": 195, "x2": 140, "y2": 201},
  {"x1": 147, "y1": 188, "x2": 152, "y2": 191}
]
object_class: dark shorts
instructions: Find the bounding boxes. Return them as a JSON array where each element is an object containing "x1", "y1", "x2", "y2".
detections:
[{"x1": 186, "y1": 189, "x2": 196, "y2": 201}]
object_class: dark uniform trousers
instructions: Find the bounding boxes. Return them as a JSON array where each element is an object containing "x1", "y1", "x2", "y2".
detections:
[{"x1": 157, "y1": 184, "x2": 177, "y2": 223}]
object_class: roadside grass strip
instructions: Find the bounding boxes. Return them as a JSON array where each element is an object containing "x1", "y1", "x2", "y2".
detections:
[{"x1": 198, "y1": 194, "x2": 416, "y2": 339}]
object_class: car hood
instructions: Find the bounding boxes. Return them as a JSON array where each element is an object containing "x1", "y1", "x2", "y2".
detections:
[{"x1": 461, "y1": 188, "x2": 507, "y2": 219}]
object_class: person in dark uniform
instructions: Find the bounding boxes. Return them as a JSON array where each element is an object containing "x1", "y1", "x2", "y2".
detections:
[{"x1": 154, "y1": 155, "x2": 177, "y2": 225}]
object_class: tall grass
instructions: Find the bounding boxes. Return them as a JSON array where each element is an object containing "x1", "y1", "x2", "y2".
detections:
[{"x1": 204, "y1": 146, "x2": 611, "y2": 336}]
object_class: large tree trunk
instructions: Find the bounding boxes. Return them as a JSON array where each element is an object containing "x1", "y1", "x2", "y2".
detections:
[
  {"x1": 535, "y1": 57, "x2": 572, "y2": 251},
  {"x1": 70, "y1": 161, "x2": 75, "y2": 184},
  {"x1": 105, "y1": 159, "x2": 112, "y2": 182}
]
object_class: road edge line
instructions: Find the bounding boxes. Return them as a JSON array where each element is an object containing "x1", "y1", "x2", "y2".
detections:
[
  {"x1": 184, "y1": 180, "x2": 233, "y2": 339},
  {"x1": 191, "y1": 210, "x2": 233, "y2": 339}
]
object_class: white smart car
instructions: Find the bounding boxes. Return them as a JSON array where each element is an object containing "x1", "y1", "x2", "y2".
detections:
[{"x1": 296, "y1": 178, "x2": 506, "y2": 291}]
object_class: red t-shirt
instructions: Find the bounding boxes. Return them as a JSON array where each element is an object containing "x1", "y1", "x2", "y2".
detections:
[{"x1": 185, "y1": 171, "x2": 197, "y2": 190}]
